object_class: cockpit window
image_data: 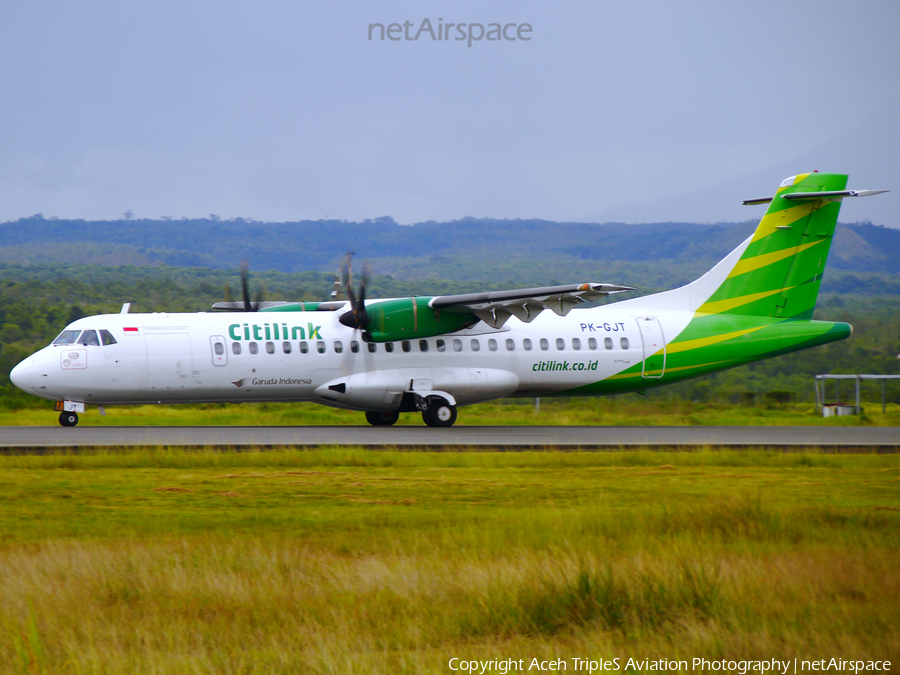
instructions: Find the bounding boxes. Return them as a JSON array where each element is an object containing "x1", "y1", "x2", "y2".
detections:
[
  {"x1": 53, "y1": 330, "x2": 81, "y2": 345},
  {"x1": 77, "y1": 330, "x2": 100, "y2": 346},
  {"x1": 53, "y1": 329, "x2": 115, "y2": 346}
]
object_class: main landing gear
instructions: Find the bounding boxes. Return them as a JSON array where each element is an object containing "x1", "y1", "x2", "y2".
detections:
[
  {"x1": 59, "y1": 411, "x2": 79, "y2": 427},
  {"x1": 365, "y1": 411, "x2": 400, "y2": 426},
  {"x1": 363, "y1": 398, "x2": 459, "y2": 428},
  {"x1": 422, "y1": 399, "x2": 457, "y2": 428}
]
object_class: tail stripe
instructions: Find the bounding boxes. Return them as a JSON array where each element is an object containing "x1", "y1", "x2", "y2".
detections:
[
  {"x1": 727, "y1": 239, "x2": 824, "y2": 278},
  {"x1": 605, "y1": 360, "x2": 732, "y2": 381},
  {"x1": 697, "y1": 287, "x2": 794, "y2": 315},
  {"x1": 700, "y1": 172, "x2": 848, "y2": 319},
  {"x1": 748, "y1": 201, "x2": 822, "y2": 245},
  {"x1": 666, "y1": 326, "x2": 766, "y2": 354}
]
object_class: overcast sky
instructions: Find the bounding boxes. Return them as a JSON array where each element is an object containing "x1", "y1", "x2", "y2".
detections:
[{"x1": 1, "y1": 0, "x2": 897, "y2": 226}]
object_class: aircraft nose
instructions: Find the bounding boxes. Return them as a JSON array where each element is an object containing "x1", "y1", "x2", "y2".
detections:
[{"x1": 10, "y1": 357, "x2": 40, "y2": 392}]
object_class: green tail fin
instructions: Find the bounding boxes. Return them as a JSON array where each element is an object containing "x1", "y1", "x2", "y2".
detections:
[{"x1": 698, "y1": 172, "x2": 848, "y2": 319}]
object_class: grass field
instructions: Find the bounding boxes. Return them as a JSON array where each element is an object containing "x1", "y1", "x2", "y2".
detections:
[
  {"x1": 0, "y1": 448, "x2": 898, "y2": 674},
  {"x1": 2, "y1": 397, "x2": 900, "y2": 427}
]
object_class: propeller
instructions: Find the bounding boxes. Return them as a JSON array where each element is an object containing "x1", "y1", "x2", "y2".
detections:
[
  {"x1": 212, "y1": 261, "x2": 281, "y2": 312},
  {"x1": 338, "y1": 256, "x2": 372, "y2": 338},
  {"x1": 240, "y1": 260, "x2": 263, "y2": 312},
  {"x1": 337, "y1": 256, "x2": 377, "y2": 376}
]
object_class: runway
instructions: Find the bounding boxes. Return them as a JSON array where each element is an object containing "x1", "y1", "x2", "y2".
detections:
[{"x1": 0, "y1": 425, "x2": 897, "y2": 450}]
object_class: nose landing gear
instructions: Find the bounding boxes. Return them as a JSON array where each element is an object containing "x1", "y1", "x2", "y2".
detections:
[
  {"x1": 59, "y1": 411, "x2": 79, "y2": 427},
  {"x1": 55, "y1": 401, "x2": 84, "y2": 426}
]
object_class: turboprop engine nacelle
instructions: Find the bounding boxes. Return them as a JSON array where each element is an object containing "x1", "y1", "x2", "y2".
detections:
[
  {"x1": 353, "y1": 298, "x2": 477, "y2": 343},
  {"x1": 314, "y1": 367, "x2": 519, "y2": 412}
]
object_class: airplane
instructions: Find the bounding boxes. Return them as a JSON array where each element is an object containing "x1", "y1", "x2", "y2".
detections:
[{"x1": 9, "y1": 172, "x2": 889, "y2": 427}]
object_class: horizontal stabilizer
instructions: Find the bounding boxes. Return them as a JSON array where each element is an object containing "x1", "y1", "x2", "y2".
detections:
[
  {"x1": 743, "y1": 189, "x2": 889, "y2": 206},
  {"x1": 782, "y1": 189, "x2": 890, "y2": 201}
]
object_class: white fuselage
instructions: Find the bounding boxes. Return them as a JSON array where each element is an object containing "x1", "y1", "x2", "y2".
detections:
[{"x1": 10, "y1": 302, "x2": 687, "y2": 411}]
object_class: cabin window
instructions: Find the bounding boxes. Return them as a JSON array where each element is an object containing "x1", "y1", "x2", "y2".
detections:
[
  {"x1": 53, "y1": 330, "x2": 81, "y2": 345},
  {"x1": 214, "y1": 342, "x2": 225, "y2": 356},
  {"x1": 283, "y1": 341, "x2": 292, "y2": 354},
  {"x1": 620, "y1": 337, "x2": 630, "y2": 350},
  {"x1": 232, "y1": 342, "x2": 241, "y2": 355},
  {"x1": 453, "y1": 339, "x2": 462, "y2": 352},
  {"x1": 78, "y1": 330, "x2": 100, "y2": 346},
  {"x1": 540, "y1": 338, "x2": 549, "y2": 351},
  {"x1": 317, "y1": 341, "x2": 326, "y2": 354},
  {"x1": 385, "y1": 342, "x2": 394, "y2": 353},
  {"x1": 299, "y1": 341, "x2": 308, "y2": 354},
  {"x1": 523, "y1": 338, "x2": 532, "y2": 351},
  {"x1": 488, "y1": 339, "x2": 498, "y2": 352},
  {"x1": 419, "y1": 339, "x2": 429, "y2": 352},
  {"x1": 436, "y1": 339, "x2": 446, "y2": 352},
  {"x1": 470, "y1": 339, "x2": 480, "y2": 352},
  {"x1": 99, "y1": 329, "x2": 117, "y2": 345},
  {"x1": 556, "y1": 338, "x2": 565, "y2": 351},
  {"x1": 350, "y1": 341, "x2": 359, "y2": 353},
  {"x1": 572, "y1": 337, "x2": 581, "y2": 351},
  {"x1": 588, "y1": 337, "x2": 597, "y2": 350},
  {"x1": 604, "y1": 337, "x2": 613, "y2": 350},
  {"x1": 368, "y1": 342, "x2": 377, "y2": 353},
  {"x1": 402, "y1": 341, "x2": 411, "y2": 353},
  {"x1": 506, "y1": 339, "x2": 515, "y2": 351},
  {"x1": 334, "y1": 340, "x2": 343, "y2": 354},
  {"x1": 266, "y1": 341, "x2": 275, "y2": 354},
  {"x1": 249, "y1": 342, "x2": 259, "y2": 355}
]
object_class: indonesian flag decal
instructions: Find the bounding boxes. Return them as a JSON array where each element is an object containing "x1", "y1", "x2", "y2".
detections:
[{"x1": 123, "y1": 327, "x2": 140, "y2": 335}]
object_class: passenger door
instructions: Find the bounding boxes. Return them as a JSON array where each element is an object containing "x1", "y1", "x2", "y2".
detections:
[{"x1": 637, "y1": 318, "x2": 666, "y2": 378}]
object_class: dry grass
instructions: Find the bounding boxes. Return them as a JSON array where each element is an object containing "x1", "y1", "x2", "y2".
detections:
[
  {"x1": 0, "y1": 450, "x2": 898, "y2": 673},
  {"x1": 3, "y1": 540, "x2": 897, "y2": 673}
]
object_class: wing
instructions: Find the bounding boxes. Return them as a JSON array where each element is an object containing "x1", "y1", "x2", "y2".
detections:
[{"x1": 429, "y1": 283, "x2": 634, "y2": 329}]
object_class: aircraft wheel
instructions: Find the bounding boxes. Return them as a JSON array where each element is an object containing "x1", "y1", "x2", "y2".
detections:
[
  {"x1": 59, "y1": 411, "x2": 79, "y2": 427},
  {"x1": 423, "y1": 400, "x2": 457, "y2": 428},
  {"x1": 365, "y1": 411, "x2": 400, "y2": 426}
]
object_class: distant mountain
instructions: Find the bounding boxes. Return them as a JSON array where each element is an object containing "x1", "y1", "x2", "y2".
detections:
[
  {"x1": 1, "y1": 215, "x2": 897, "y2": 276},
  {"x1": 586, "y1": 105, "x2": 900, "y2": 226}
]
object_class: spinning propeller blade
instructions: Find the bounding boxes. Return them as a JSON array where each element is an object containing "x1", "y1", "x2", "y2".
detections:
[
  {"x1": 240, "y1": 261, "x2": 263, "y2": 312},
  {"x1": 338, "y1": 256, "x2": 371, "y2": 336}
]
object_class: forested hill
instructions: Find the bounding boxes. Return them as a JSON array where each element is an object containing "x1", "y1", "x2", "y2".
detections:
[{"x1": 1, "y1": 215, "x2": 897, "y2": 276}]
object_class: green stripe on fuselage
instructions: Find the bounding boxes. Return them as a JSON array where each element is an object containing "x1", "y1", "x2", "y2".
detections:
[{"x1": 565, "y1": 317, "x2": 850, "y2": 396}]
